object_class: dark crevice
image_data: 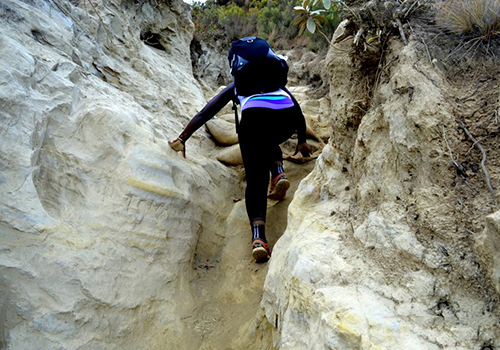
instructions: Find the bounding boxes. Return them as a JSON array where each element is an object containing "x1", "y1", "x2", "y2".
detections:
[{"x1": 141, "y1": 31, "x2": 165, "y2": 51}]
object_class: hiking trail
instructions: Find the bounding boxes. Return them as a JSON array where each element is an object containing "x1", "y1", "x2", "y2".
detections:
[{"x1": 179, "y1": 85, "x2": 327, "y2": 349}]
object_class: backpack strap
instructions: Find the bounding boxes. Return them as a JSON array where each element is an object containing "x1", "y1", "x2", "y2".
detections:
[
  {"x1": 232, "y1": 85, "x2": 240, "y2": 134},
  {"x1": 232, "y1": 98, "x2": 239, "y2": 134}
]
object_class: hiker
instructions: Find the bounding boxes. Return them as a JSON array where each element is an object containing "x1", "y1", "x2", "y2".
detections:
[{"x1": 169, "y1": 37, "x2": 311, "y2": 263}]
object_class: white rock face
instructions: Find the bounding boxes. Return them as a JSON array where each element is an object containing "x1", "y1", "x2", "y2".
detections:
[
  {"x1": 0, "y1": 0, "x2": 242, "y2": 348},
  {"x1": 262, "y1": 23, "x2": 500, "y2": 350},
  {"x1": 0, "y1": 1, "x2": 325, "y2": 348},
  {"x1": 191, "y1": 39, "x2": 232, "y2": 95}
]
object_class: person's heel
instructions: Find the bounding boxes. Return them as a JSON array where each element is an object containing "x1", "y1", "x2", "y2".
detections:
[
  {"x1": 268, "y1": 173, "x2": 290, "y2": 201},
  {"x1": 252, "y1": 239, "x2": 271, "y2": 263}
]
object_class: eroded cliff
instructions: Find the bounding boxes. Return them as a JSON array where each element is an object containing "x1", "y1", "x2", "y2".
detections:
[{"x1": 263, "y1": 17, "x2": 500, "y2": 350}]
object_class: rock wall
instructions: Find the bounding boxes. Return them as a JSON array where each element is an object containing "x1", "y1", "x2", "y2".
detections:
[
  {"x1": 262, "y1": 21, "x2": 500, "y2": 349},
  {"x1": 0, "y1": 1, "x2": 329, "y2": 348},
  {"x1": 0, "y1": 0, "x2": 244, "y2": 348},
  {"x1": 3, "y1": 1, "x2": 500, "y2": 349}
]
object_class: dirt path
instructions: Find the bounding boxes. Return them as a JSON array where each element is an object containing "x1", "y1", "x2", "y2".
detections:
[
  {"x1": 181, "y1": 160, "x2": 315, "y2": 350},
  {"x1": 178, "y1": 86, "x2": 327, "y2": 349}
]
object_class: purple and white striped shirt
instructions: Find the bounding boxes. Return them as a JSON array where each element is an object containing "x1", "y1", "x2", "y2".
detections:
[{"x1": 238, "y1": 89, "x2": 294, "y2": 111}]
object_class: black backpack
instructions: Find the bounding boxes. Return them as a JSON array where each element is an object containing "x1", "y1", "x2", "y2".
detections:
[{"x1": 228, "y1": 37, "x2": 288, "y2": 97}]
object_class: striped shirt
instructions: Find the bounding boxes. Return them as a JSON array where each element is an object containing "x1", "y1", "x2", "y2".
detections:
[{"x1": 238, "y1": 89, "x2": 294, "y2": 111}]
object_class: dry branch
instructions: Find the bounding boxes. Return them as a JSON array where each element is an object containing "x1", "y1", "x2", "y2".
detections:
[
  {"x1": 443, "y1": 125, "x2": 466, "y2": 178},
  {"x1": 394, "y1": 18, "x2": 408, "y2": 45}
]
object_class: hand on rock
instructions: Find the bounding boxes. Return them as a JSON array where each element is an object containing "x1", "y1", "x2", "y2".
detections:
[
  {"x1": 294, "y1": 142, "x2": 312, "y2": 158},
  {"x1": 169, "y1": 137, "x2": 186, "y2": 158}
]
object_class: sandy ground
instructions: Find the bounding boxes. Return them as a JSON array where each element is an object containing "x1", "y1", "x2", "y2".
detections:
[{"x1": 181, "y1": 158, "x2": 315, "y2": 350}]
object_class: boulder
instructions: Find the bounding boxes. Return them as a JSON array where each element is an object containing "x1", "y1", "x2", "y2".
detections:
[{"x1": 206, "y1": 118, "x2": 238, "y2": 145}]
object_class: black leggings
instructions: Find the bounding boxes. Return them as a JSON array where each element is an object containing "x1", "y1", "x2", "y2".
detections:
[{"x1": 238, "y1": 106, "x2": 301, "y2": 223}]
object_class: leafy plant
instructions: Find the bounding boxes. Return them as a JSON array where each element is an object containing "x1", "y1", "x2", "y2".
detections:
[
  {"x1": 293, "y1": 0, "x2": 344, "y2": 47},
  {"x1": 295, "y1": 0, "x2": 327, "y2": 34}
]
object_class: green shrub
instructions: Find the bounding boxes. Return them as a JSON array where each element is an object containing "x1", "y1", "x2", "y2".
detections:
[
  {"x1": 189, "y1": 0, "x2": 340, "y2": 50},
  {"x1": 190, "y1": 1, "x2": 225, "y2": 41},
  {"x1": 219, "y1": 3, "x2": 257, "y2": 40}
]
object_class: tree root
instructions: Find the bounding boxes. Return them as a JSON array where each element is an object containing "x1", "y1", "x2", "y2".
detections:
[{"x1": 459, "y1": 120, "x2": 497, "y2": 208}]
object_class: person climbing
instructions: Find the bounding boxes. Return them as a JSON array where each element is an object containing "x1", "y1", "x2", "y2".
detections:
[{"x1": 169, "y1": 37, "x2": 311, "y2": 263}]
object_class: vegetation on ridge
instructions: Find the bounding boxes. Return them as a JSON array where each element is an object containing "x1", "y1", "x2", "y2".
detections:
[
  {"x1": 188, "y1": 0, "x2": 342, "y2": 50},
  {"x1": 436, "y1": 0, "x2": 500, "y2": 58}
]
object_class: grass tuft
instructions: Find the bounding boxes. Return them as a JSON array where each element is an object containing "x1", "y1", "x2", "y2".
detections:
[{"x1": 437, "y1": 0, "x2": 500, "y2": 42}]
